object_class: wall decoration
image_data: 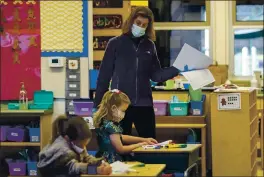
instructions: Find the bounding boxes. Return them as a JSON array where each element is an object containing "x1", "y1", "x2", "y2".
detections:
[
  {"x1": 93, "y1": 0, "x2": 123, "y2": 8},
  {"x1": 40, "y1": 1, "x2": 84, "y2": 53},
  {"x1": 93, "y1": 36, "x2": 114, "y2": 50},
  {"x1": 0, "y1": 0, "x2": 41, "y2": 100},
  {"x1": 93, "y1": 15, "x2": 122, "y2": 29}
]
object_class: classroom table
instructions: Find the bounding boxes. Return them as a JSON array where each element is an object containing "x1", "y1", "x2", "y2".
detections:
[
  {"x1": 81, "y1": 164, "x2": 166, "y2": 177},
  {"x1": 132, "y1": 144, "x2": 201, "y2": 177},
  {"x1": 88, "y1": 117, "x2": 207, "y2": 176}
]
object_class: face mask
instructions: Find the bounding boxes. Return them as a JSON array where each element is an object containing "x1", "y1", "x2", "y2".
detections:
[
  {"x1": 113, "y1": 108, "x2": 125, "y2": 122},
  {"x1": 71, "y1": 142, "x2": 84, "y2": 154},
  {"x1": 131, "y1": 24, "x2": 146, "y2": 38}
]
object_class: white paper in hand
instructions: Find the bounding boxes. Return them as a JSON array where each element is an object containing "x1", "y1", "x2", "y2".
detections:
[
  {"x1": 181, "y1": 69, "x2": 215, "y2": 90},
  {"x1": 173, "y1": 43, "x2": 213, "y2": 71}
]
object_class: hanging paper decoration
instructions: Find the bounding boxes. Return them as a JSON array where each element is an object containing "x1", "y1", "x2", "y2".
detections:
[{"x1": 0, "y1": 0, "x2": 41, "y2": 100}]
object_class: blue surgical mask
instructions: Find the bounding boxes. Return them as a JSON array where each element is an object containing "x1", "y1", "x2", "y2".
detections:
[
  {"x1": 113, "y1": 107, "x2": 125, "y2": 122},
  {"x1": 131, "y1": 24, "x2": 146, "y2": 37}
]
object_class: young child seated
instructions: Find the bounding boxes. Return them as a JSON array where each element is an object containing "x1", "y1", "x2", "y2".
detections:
[
  {"x1": 93, "y1": 90, "x2": 158, "y2": 163},
  {"x1": 37, "y1": 115, "x2": 112, "y2": 176}
]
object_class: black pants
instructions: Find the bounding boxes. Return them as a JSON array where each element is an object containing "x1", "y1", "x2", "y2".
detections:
[{"x1": 120, "y1": 106, "x2": 156, "y2": 139}]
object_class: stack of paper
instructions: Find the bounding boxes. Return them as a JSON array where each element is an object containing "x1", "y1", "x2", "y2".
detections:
[
  {"x1": 110, "y1": 161, "x2": 135, "y2": 174},
  {"x1": 173, "y1": 43, "x2": 215, "y2": 90},
  {"x1": 142, "y1": 140, "x2": 172, "y2": 149}
]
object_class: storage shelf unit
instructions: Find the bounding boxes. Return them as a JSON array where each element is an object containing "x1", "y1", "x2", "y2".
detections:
[
  {"x1": 0, "y1": 109, "x2": 52, "y2": 149},
  {"x1": 0, "y1": 142, "x2": 41, "y2": 147},
  {"x1": 0, "y1": 108, "x2": 52, "y2": 176},
  {"x1": 211, "y1": 89, "x2": 258, "y2": 176}
]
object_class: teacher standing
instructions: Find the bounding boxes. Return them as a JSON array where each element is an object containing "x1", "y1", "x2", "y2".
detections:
[{"x1": 94, "y1": 7, "x2": 179, "y2": 139}]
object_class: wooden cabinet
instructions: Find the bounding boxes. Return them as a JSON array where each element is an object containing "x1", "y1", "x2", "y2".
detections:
[
  {"x1": 0, "y1": 109, "x2": 52, "y2": 176},
  {"x1": 211, "y1": 89, "x2": 258, "y2": 176}
]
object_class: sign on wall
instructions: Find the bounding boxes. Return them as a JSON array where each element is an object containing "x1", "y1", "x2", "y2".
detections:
[
  {"x1": 217, "y1": 93, "x2": 241, "y2": 110},
  {"x1": 93, "y1": 36, "x2": 114, "y2": 50},
  {"x1": 93, "y1": 15, "x2": 122, "y2": 29},
  {"x1": 0, "y1": 0, "x2": 41, "y2": 100},
  {"x1": 93, "y1": 0, "x2": 123, "y2": 8}
]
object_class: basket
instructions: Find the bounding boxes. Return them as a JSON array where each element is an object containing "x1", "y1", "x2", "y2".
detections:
[
  {"x1": 169, "y1": 102, "x2": 189, "y2": 116},
  {"x1": 153, "y1": 101, "x2": 168, "y2": 116}
]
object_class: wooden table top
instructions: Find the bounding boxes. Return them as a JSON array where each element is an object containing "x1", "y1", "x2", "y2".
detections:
[
  {"x1": 133, "y1": 144, "x2": 202, "y2": 153},
  {"x1": 81, "y1": 163, "x2": 166, "y2": 177}
]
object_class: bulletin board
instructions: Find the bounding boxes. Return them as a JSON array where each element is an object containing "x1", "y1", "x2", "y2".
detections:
[
  {"x1": 0, "y1": 0, "x2": 41, "y2": 100},
  {"x1": 40, "y1": 1, "x2": 88, "y2": 57}
]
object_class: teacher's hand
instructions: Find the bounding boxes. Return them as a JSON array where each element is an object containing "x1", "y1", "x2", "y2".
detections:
[{"x1": 144, "y1": 138, "x2": 158, "y2": 145}]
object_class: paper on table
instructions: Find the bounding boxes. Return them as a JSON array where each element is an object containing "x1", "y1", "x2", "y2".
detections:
[
  {"x1": 142, "y1": 140, "x2": 172, "y2": 149},
  {"x1": 181, "y1": 69, "x2": 215, "y2": 90},
  {"x1": 110, "y1": 161, "x2": 135, "y2": 174},
  {"x1": 173, "y1": 43, "x2": 213, "y2": 71}
]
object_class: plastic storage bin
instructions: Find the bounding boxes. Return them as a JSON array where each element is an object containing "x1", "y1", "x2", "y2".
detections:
[
  {"x1": 8, "y1": 103, "x2": 19, "y2": 110},
  {"x1": 7, "y1": 127, "x2": 26, "y2": 142},
  {"x1": 8, "y1": 160, "x2": 27, "y2": 176},
  {"x1": 189, "y1": 95, "x2": 206, "y2": 116},
  {"x1": 29, "y1": 128, "x2": 40, "y2": 142},
  {"x1": 27, "y1": 161, "x2": 37, "y2": 176},
  {"x1": 73, "y1": 101, "x2": 93, "y2": 116},
  {"x1": 169, "y1": 102, "x2": 189, "y2": 116},
  {"x1": 29, "y1": 90, "x2": 53, "y2": 110},
  {"x1": 89, "y1": 70, "x2": 99, "y2": 90},
  {"x1": 0, "y1": 126, "x2": 10, "y2": 142},
  {"x1": 153, "y1": 101, "x2": 168, "y2": 116}
]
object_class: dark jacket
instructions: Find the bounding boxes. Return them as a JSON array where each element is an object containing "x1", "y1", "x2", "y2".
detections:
[
  {"x1": 37, "y1": 136, "x2": 102, "y2": 177},
  {"x1": 94, "y1": 34, "x2": 179, "y2": 108}
]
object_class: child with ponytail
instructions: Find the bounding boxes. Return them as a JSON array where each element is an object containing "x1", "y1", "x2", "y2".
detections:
[
  {"x1": 94, "y1": 90, "x2": 158, "y2": 163},
  {"x1": 37, "y1": 115, "x2": 112, "y2": 176}
]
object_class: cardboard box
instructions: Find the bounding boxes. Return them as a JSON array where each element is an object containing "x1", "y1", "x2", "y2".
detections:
[{"x1": 208, "y1": 65, "x2": 228, "y2": 86}]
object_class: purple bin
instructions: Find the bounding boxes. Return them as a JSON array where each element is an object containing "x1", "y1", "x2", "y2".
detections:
[
  {"x1": 8, "y1": 160, "x2": 26, "y2": 176},
  {"x1": 7, "y1": 127, "x2": 25, "y2": 142},
  {"x1": 0, "y1": 126, "x2": 10, "y2": 142},
  {"x1": 153, "y1": 100, "x2": 168, "y2": 116},
  {"x1": 73, "y1": 102, "x2": 93, "y2": 116}
]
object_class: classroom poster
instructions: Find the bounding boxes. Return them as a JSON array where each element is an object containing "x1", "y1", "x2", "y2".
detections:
[{"x1": 0, "y1": 0, "x2": 41, "y2": 100}]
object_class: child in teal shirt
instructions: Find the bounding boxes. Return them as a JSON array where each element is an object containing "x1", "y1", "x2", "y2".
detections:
[{"x1": 94, "y1": 90, "x2": 158, "y2": 163}]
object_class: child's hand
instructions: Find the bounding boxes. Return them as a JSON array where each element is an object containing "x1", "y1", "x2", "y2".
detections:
[
  {"x1": 144, "y1": 138, "x2": 158, "y2": 145},
  {"x1": 97, "y1": 163, "x2": 112, "y2": 175},
  {"x1": 138, "y1": 142, "x2": 148, "y2": 147}
]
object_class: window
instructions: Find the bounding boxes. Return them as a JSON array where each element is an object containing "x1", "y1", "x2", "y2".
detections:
[
  {"x1": 234, "y1": 29, "x2": 263, "y2": 76},
  {"x1": 150, "y1": 0, "x2": 211, "y2": 68},
  {"x1": 149, "y1": 0, "x2": 206, "y2": 22},
  {"x1": 231, "y1": 0, "x2": 263, "y2": 77},
  {"x1": 155, "y1": 30, "x2": 209, "y2": 67},
  {"x1": 236, "y1": 0, "x2": 263, "y2": 22}
]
